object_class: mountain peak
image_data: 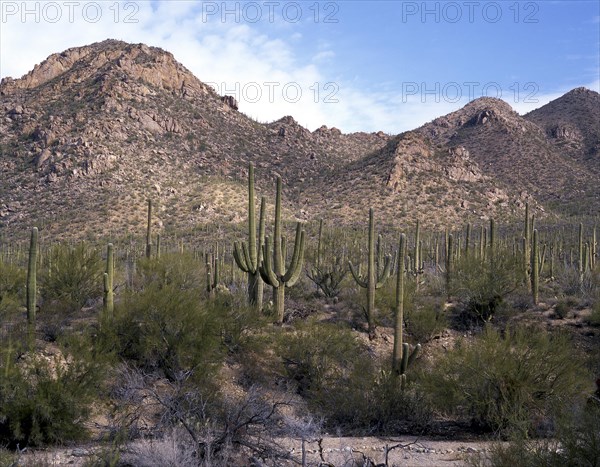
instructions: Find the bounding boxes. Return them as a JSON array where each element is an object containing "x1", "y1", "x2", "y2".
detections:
[{"x1": 0, "y1": 39, "x2": 210, "y2": 99}]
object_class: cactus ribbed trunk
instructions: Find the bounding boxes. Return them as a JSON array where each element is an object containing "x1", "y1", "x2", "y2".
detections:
[
  {"x1": 349, "y1": 208, "x2": 391, "y2": 339},
  {"x1": 465, "y1": 223, "x2": 471, "y2": 255},
  {"x1": 393, "y1": 233, "x2": 406, "y2": 373},
  {"x1": 103, "y1": 243, "x2": 114, "y2": 317},
  {"x1": 446, "y1": 233, "x2": 453, "y2": 301},
  {"x1": 146, "y1": 199, "x2": 152, "y2": 259},
  {"x1": 26, "y1": 227, "x2": 38, "y2": 344},
  {"x1": 233, "y1": 163, "x2": 266, "y2": 311},
  {"x1": 524, "y1": 203, "x2": 531, "y2": 280},
  {"x1": 367, "y1": 209, "x2": 376, "y2": 336},
  {"x1": 531, "y1": 229, "x2": 539, "y2": 305},
  {"x1": 578, "y1": 222, "x2": 584, "y2": 276},
  {"x1": 259, "y1": 175, "x2": 305, "y2": 323}
]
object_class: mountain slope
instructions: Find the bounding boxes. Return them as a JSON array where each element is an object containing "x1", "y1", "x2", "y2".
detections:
[
  {"x1": 524, "y1": 87, "x2": 600, "y2": 168},
  {"x1": 0, "y1": 40, "x2": 388, "y2": 239},
  {"x1": 415, "y1": 97, "x2": 599, "y2": 216},
  {"x1": 0, "y1": 39, "x2": 597, "y2": 241}
]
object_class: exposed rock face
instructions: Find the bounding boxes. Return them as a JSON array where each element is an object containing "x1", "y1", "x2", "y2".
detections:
[{"x1": 221, "y1": 95, "x2": 238, "y2": 110}]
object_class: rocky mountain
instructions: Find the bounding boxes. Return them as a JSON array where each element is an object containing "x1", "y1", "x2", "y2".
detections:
[
  {"x1": 0, "y1": 39, "x2": 598, "y2": 241},
  {"x1": 414, "y1": 97, "x2": 599, "y2": 216},
  {"x1": 524, "y1": 87, "x2": 600, "y2": 168}
]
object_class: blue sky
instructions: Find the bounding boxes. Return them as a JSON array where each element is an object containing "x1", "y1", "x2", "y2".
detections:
[{"x1": 1, "y1": 1, "x2": 598, "y2": 132}]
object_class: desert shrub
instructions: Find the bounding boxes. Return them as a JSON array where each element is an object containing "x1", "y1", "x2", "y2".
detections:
[
  {"x1": 589, "y1": 301, "x2": 600, "y2": 326},
  {"x1": 278, "y1": 319, "x2": 361, "y2": 396},
  {"x1": 0, "y1": 349, "x2": 102, "y2": 448},
  {"x1": 277, "y1": 319, "x2": 430, "y2": 434},
  {"x1": 557, "y1": 267, "x2": 600, "y2": 303},
  {"x1": 316, "y1": 361, "x2": 431, "y2": 435},
  {"x1": 405, "y1": 300, "x2": 448, "y2": 342},
  {"x1": 450, "y1": 250, "x2": 523, "y2": 326},
  {"x1": 467, "y1": 402, "x2": 600, "y2": 467},
  {"x1": 114, "y1": 367, "x2": 317, "y2": 466},
  {"x1": 553, "y1": 300, "x2": 571, "y2": 319},
  {"x1": 0, "y1": 261, "x2": 26, "y2": 318},
  {"x1": 41, "y1": 243, "x2": 103, "y2": 313},
  {"x1": 134, "y1": 252, "x2": 203, "y2": 292},
  {"x1": 0, "y1": 448, "x2": 16, "y2": 466},
  {"x1": 99, "y1": 284, "x2": 224, "y2": 382},
  {"x1": 306, "y1": 261, "x2": 348, "y2": 298},
  {"x1": 120, "y1": 428, "x2": 198, "y2": 466},
  {"x1": 420, "y1": 324, "x2": 591, "y2": 436},
  {"x1": 218, "y1": 294, "x2": 266, "y2": 354}
]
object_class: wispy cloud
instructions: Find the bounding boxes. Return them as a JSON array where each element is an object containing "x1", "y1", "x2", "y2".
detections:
[{"x1": 1, "y1": 1, "x2": 597, "y2": 134}]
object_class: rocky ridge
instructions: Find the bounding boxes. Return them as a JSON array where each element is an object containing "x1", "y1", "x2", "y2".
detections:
[{"x1": 0, "y1": 39, "x2": 598, "y2": 241}]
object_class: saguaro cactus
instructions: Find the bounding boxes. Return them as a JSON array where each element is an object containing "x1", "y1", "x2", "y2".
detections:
[
  {"x1": 413, "y1": 220, "x2": 420, "y2": 274},
  {"x1": 392, "y1": 233, "x2": 421, "y2": 384},
  {"x1": 206, "y1": 253, "x2": 220, "y2": 296},
  {"x1": 531, "y1": 229, "x2": 539, "y2": 305},
  {"x1": 578, "y1": 222, "x2": 584, "y2": 276},
  {"x1": 233, "y1": 163, "x2": 266, "y2": 310},
  {"x1": 446, "y1": 233, "x2": 453, "y2": 301},
  {"x1": 259, "y1": 176, "x2": 305, "y2": 323},
  {"x1": 146, "y1": 199, "x2": 153, "y2": 259},
  {"x1": 103, "y1": 243, "x2": 114, "y2": 317},
  {"x1": 524, "y1": 203, "x2": 531, "y2": 280},
  {"x1": 349, "y1": 208, "x2": 392, "y2": 338},
  {"x1": 465, "y1": 223, "x2": 472, "y2": 255},
  {"x1": 26, "y1": 226, "x2": 38, "y2": 342}
]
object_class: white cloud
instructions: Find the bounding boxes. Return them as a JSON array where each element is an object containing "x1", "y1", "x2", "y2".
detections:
[{"x1": 1, "y1": 1, "x2": 597, "y2": 135}]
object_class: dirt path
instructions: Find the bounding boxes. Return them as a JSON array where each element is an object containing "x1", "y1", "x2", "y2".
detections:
[
  {"x1": 16, "y1": 436, "x2": 495, "y2": 466},
  {"x1": 285, "y1": 436, "x2": 492, "y2": 466}
]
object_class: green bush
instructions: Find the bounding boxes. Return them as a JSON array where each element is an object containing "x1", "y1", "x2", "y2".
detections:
[
  {"x1": 134, "y1": 253, "x2": 202, "y2": 292},
  {"x1": 277, "y1": 319, "x2": 430, "y2": 434},
  {"x1": 99, "y1": 284, "x2": 223, "y2": 382},
  {"x1": 278, "y1": 319, "x2": 361, "y2": 396},
  {"x1": 589, "y1": 301, "x2": 600, "y2": 326},
  {"x1": 0, "y1": 260, "x2": 26, "y2": 318},
  {"x1": 41, "y1": 243, "x2": 103, "y2": 312},
  {"x1": 420, "y1": 325, "x2": 590, "y2": 436},
  {"x1": 467, "y1": 402, "x2": 600, "y2": 467},
  {"x1": 0, "y1": 349, "x2": 102, "y2": 448},
  {"x1": 553, "y1": 300, "x2": 571, "y2": 319},
  {"x1": 316, "y1": 361, "x2": 431, "y2": 434},
  {"x1": 450, "y1": 250, "x2": 523, "y2": 325},
  {"x1": 406, "y1": 300, "x2": 448, "y2": 342}
]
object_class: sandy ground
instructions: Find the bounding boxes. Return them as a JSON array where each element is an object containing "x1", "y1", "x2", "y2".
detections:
[{"x1": 14, "y1": 436, "x2": 496, "y2": 466}]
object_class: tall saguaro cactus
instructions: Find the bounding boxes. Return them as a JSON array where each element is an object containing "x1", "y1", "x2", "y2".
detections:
[
  {"x1": 146, "y1": 199, "x2": 153, "y2": 259},
  {"x1": 392, "y1": 233, "x2": 421, "y2": 384},
  {"x1": 103, "y1": 243, "x2": 114, "y2": 317},
  {"x1": 233, "y1": 163, "x2": 266, "y2": 311},
  {"x1": 259, "y1": 176, "x2": 305, "y2": 323},
  {"x1": 349, "y1": 208, "x2": 392, "y2": 338},
  {"x1": 446, "y1": 233, "x2": 453, "y2": 301},
  {"x1": 206, "y1": 253, "x2": 220, "y2": 296},
  {"x1": 531, "y1": 229, "x2": 539, "y2": 305},
  {"x1": 26, "y1": 227, "x2": 38, "y2": 343},
  {"x1": 413, "y1": 220, "x2": 420, "y2": 274}
]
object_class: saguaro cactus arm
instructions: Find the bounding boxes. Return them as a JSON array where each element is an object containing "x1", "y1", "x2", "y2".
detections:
[
  {"x1": 283, "y1": 226, "x2": 305, "y2": 286},
  {"x1": 374, "y1": 255, "x2": 392, "y2": 289},
  {"x1": 348, "y1": 261, "x2": 367, "y2": 288},
  {"x1": 260, "y1": 236, "x2": 280, "y2": 287}
]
